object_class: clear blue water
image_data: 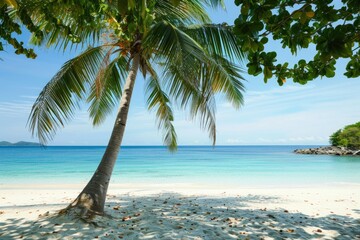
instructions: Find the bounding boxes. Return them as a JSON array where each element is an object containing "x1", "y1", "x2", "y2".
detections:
[{"x1": 0, "y1": 146, "x2": 359, "y2": 187}]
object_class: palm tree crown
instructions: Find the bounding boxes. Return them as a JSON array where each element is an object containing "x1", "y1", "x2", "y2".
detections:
[{"x1": 27, "y1": 0, "x2": 245, "y2": 149}]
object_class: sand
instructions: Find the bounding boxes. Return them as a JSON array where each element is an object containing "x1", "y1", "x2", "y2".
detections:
[{"x1": 1, "y1": 183, "x2": 360, "y2": 239}]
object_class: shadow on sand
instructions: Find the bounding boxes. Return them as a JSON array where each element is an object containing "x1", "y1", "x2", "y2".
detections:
[{"x1": 0, "y1": 193, "x2": 359, "y2": 239}]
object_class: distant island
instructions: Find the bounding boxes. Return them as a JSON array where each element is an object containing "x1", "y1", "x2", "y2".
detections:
[
  {"x1": 294, "y1": 146, "x2": 360, "y2": 156},
  {"x1": 295, "y1": 121, "x2": 360, "y2": 156},
  {"x1": 0, "y1": 141, "x2": 41, "y2": 146}
]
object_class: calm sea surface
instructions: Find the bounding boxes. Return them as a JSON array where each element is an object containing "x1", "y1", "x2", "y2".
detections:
[{"x1": 0, "y1": 146, "x2": 359, "y2": 187}]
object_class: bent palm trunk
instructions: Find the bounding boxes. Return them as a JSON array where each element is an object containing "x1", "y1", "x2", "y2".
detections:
[{"x1": 63, "y1": 54, "x2": 140, "y2": 217}]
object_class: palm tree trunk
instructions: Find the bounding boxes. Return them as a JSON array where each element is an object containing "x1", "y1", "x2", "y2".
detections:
[{"x1": 65, "y1": 53, "x2": 140, "y2": 216}]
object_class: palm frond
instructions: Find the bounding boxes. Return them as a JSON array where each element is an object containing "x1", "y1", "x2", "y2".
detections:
[
  {"x1": 4, "y1": 0, "x2": 18, "y2": 7},
  {"x1": 191, "y1": 92, "x2": 217, "y2": 145},
  {"x1": 206, "y1": 55, "x2": 245, "y2": 108},
  {"x1": 28, "y1": 46, "x2": 105, "y2": 144},
  {"x1": 163, "y1": 55, "x2": 199, "y2": 106},
  {"x1": 146, "y1": 68, "x2": 177, "y2": 151},
  {"x1": 87, "y1": 54, "x2": 128, "y2": 125},
  {"x1": 183, "y1": 24, "x2": 245, "y2": 62},
  {"x1": 154, "y1": 0, "x2": 211, "y2": 25},
  {"x1": 160, "y1": 46, "x2": 245, "y2": 145},
  {"x1": 162, "y1": 59, "x2": 217, "y2": 145},
  {"x1": 203, "y1": 0, "x2": 225, "y2": 9},
  {"x1": 143, "y1": 21, "x2": 207, "y2": 67},
  {"x1": 192, "y1": 62, "x2": 218, "y2": 145}
]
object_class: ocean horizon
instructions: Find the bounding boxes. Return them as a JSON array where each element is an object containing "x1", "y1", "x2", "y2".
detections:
[{"x1": 1, "y1": 145, "x2": 359, "y2": 188}]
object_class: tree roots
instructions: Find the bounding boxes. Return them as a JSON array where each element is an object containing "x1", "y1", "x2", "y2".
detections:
[{"x1": 58, "y1": 193, "x2": 103, "y2": 221}]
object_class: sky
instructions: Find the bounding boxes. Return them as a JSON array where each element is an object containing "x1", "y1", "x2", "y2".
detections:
[{"x1": 0, "y1": 2, "x2": 359, "y2": 146}]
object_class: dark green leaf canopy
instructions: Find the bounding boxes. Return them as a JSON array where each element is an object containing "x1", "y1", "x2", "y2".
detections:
[
  {"x1": 233, "y1": 0, "x2": 360, "y2": 85},
  {"x1": 0, "y1": 1, "x2": 38, "y2": 59},
  {"x1": 330, "y1": 122, "x2": 360, "y2": 150}
]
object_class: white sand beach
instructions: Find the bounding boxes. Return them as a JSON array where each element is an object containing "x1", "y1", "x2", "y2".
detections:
[{"x1": 1, "y1": 183, "x2": 360, "y2": 239}]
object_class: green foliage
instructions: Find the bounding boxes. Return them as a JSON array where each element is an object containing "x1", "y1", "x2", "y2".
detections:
[
  {"x1": 0, "y1": 2, "x2": 38, "y2": 59},
  {"x1": 27, "y1": 0, "x2": 245, "y2": 150},
  {"x1": 330, "y1": 122, "x2": 360, "y2": 149},
  {"x1": 1, "y1": 0, "x2": 105, "y2": 59},
  {"x1": 329, "y1": 129, "x2": 341, "y2": 147},
  {"x1": 233, "y1": 0, "x2": 360, "y2": 84}
]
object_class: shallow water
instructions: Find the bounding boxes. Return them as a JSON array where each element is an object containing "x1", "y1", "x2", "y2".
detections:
[{"x1": 0, "y1": 145, "x2": 359, "y2": 187}]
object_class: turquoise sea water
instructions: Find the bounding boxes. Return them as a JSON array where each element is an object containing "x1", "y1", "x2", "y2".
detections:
[{"x1": 0, "y1": 146, "x2": 360, "y2": 187}]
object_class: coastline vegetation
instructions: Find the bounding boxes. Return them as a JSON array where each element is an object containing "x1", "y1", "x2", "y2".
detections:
[{"x1": 330, "y1": 122, "x2": 360, "y2": 150}]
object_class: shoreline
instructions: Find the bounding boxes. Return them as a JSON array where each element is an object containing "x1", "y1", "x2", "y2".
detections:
[
  {"x1": 1, "y1": 180, "x2": 360, "y2": 190},
  {"x1": 1, "y1": 184, "x2": 360, "y2": 239}
]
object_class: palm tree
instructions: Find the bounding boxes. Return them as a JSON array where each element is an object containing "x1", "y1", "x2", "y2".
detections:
[{"x1": 27, "y1": 0, "x2": 245, "y2": 217}]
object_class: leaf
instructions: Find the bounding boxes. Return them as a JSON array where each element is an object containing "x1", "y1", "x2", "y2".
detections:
[
  {"x1": 300, "y1": 13, "x2": 308, "y2": 24},
  {"x1": 88, "y1": 55, "x2": 127, "y2": 125},
  {"x1": 292, "y1": 11, "x2": 302, "y2": 19},
  {"x1": 260, "y1": 37, "x2": 268, "y2": 44},
  {"x1": 28, "y1": 46, "x2": 105, "y2": 144},
  {"x1": 325, "y1": 68, "x2": 335, "y2": 78},
  {"x1": 248, "y1": 65, "x2": 257, "y2": 75},
  {"x1": 241, "y1": 4, "x2": 249, "y2": 15},
  {"x1": 183, "y1": 24, "x2": 245, "y2": 62},
  {"x1": 117, "y1": 0, "x2": 128, "y2": 15},
  {"x1": 154, "y1": 0, "x2": 211, "y2": 24},
  {"x1": 306, "y1": 11, "x2": 315, "y2": 18},
  {"x1": 146, "y1": 71, "x2": 177, "y2": 151},
  {"x1": 143, "y1": 21, "x2": 207, "y2": 66},
  {"x1": 264, "y1": 66, "x2": 273, "y2": 79},
  {"x1": 4, "y1": 0, "x2": 18, "y2": 7},
  {"x1": 298, "y1": 59, "x2": 306, "y2": 66},
  {"x1": 128, "y1": 0, "x2": 135, "y2": 9},
  {"x1": 170, "y1": 0, "x2": 181, "y2": 6}
]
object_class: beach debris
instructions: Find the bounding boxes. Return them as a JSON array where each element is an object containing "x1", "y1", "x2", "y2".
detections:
[
  {"x1": 122, "y1": 216, "x2": 132, "y2": 221},
  {"x1": 225, "y1": 217, "x2": 237, "y2": 226},
  {"x1": 113, "y1": 206, "x2": 120, "y2": 210},
  {"x1": 38, "y1": 211, "x2": 50, "y2": 217},
  {"x1": 284, "y1": 210, "x2": 289, "y2": 213}
]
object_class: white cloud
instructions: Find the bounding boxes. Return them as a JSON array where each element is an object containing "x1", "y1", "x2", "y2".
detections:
[
  {"x1": 226, "y1": 138, "x2": 246, "y2": 144},
  {"x1": 0, "y1": 101, "x2": 33, "y2": 115}
]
